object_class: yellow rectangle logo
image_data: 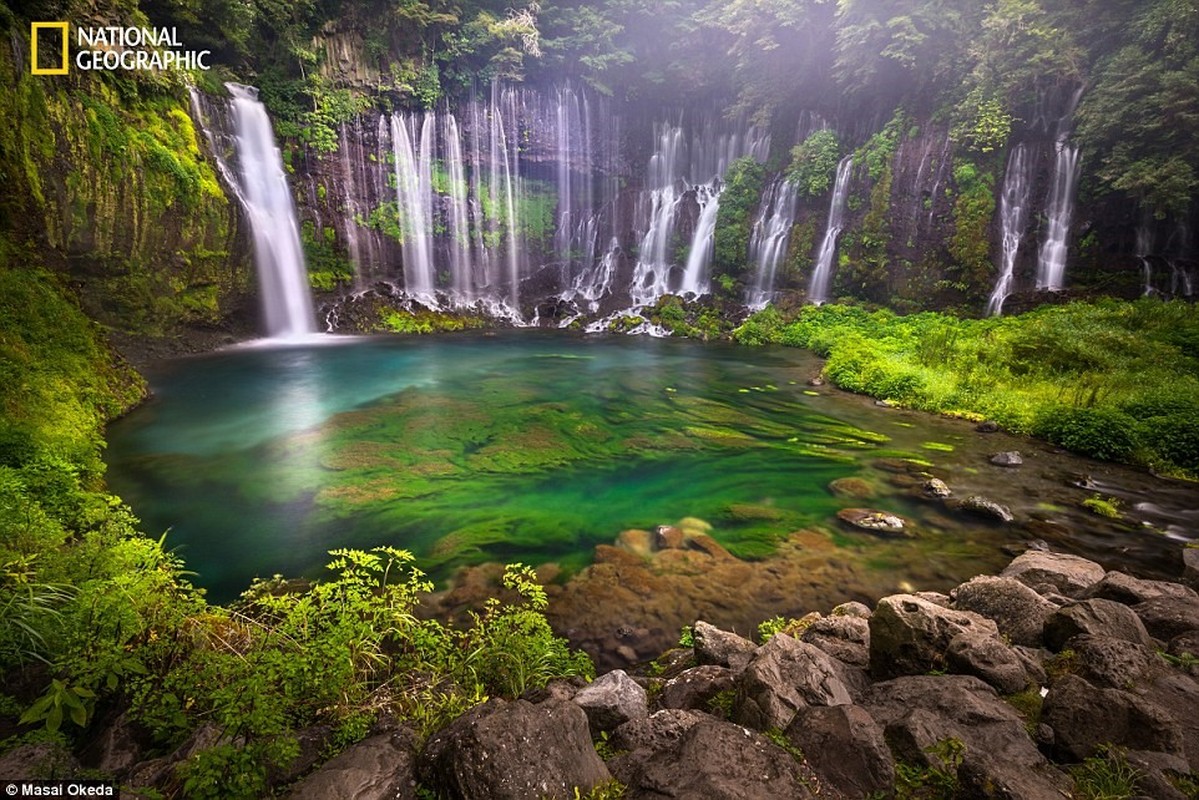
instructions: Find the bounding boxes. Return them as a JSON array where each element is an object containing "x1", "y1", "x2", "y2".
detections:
[{"x1": 31, "y1": 22, "x2": 69, "y2": 75}]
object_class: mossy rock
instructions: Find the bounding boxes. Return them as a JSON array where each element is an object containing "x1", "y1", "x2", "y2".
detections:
[{"x1": 828, "y1": 477, "x2": 876, "y2": 499}]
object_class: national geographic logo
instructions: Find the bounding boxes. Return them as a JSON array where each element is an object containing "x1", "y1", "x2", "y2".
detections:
[{"x1": 30, "y1": 22, "x2": 212, "y2": 74}]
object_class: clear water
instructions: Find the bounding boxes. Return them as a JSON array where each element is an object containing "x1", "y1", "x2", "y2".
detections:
[{"x1": 106, "y1": 332, "x2": 1193, "y2": 608}]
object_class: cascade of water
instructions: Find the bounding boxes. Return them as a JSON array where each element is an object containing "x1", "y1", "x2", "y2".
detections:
[
  {"x1": 986, "y1": 143, "x2": 1033, "y2": 315},
  {"x1": 1036, "y1": 143, "x2": 1080, "y2": 291},
  {"x1": 808, "y1": 156, "x2": 854, "y2": 304},
  {"x1": 1136, "y1": 212, "x2": 1155, "y2": 296},
  {"x1": 630, "y1": 123, "x2": 685, "y2": 305},
  {"x1": 1169, "y1": 221, "x2": 1194, "y2": 296},
  {"x1": 220, "y1": 83, "x2": 316, "y2": 337},
  {"x1": 562, "y1": 236, "x2": 620, "y2": 313},
  {"x1": 679, "y1": 183, "x2": 721, "y2": 296},
  {"x1": 926, "y1": 132, "x2": 952, "y2": 228},
  {"x1": 496, "y1": 83, "x2": 522, "y2": 307},
  {"x1": 747, "y1": 178, "x2": 799, "y2": 309},
  {"x1": 443, "y1": 114, "x2": 473, "y2": 300},
  {"x1": 390, "y1": 113, "x2": 436, "y2": 297},
  {"x1": 1036, "y1": 85, "x2": 1085, "y2": 291}
]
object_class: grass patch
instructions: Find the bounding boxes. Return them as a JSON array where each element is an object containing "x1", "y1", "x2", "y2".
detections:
[{"x1": 732, "y1": 300, "x2": 1199, "y2": 478}]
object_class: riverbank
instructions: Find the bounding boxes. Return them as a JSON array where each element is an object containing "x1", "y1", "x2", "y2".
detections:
[
  {"x1": 730, "y1": 299, "x2": 1199, "y2": 481},
  {"x1": 5, "y1": 544, "x2": 1197, "y2": 798}
]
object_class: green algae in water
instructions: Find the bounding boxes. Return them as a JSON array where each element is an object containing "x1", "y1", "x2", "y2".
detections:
[{"x1": 102, "y1": 334, "x2": 990, "y2": 601}]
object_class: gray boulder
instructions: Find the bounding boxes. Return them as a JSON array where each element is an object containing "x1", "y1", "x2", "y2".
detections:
[
  {"x1": 1184, "y1": 546, "x2": 1199, "y2": 588},
  {"x1": 990, "y1": 451, "x2": 1024, "y2": 467},
  {"x1": 609, "y1": 709, "x2": 705, "y2": 754},
  {"x1": 0, "y1": 742, "x2": 80, "y2": 780},
  {"x1": 734, "y1": 634, "x2": 855, "y2": 731},
  {"x1": 1065, "y1": 634, "x2": 1159, "y2": 690},
  {"x1": 692, "y1": 620, "x2": 757, "y2": 672},
  {"x1": 609, "y1": 717, "x2": 822, "y2": 800},
  {"x1": 783, "y1": 705, "x2": 893, "y2": 799},
  {"x1": 1042, "y1": 674, "x2": 1185, "y2": 761},
  {"x1": 801, "y1": 614, "x2": 870, "y2": 669},
  {"x1": 951, "y1": 574, "x2": 1056, "y2": 647},
  {"x1": 870, "y1": 594, "x2": 1036, "y2": 692},
  {"x1": 831, "y1": 601, "x2": 872, "y2": 619},
  {"x1": 1132, "y1": 596, "x2": 1199, "y2": 641},
  {"x1": 1088, "y1": 571, "x2": 1199, "y2": 605},
  {"x1": 1044, "y1": 599, "x2": 1155, "y2": 650},
  {"x1": 287, "y1": 730, "x2": 417, "y2": 800},
  {"x1": 419, "y1": 699, "x2": 611, "y2": 800},
  {"x1": 656, "y1": 665, "x2": 734, "y2": 713},
  {"x1": 1002, "y1": 550, "x2": 1106, "y2": 597},
  {"x1": 573, "y1": 669, "x2": 647, "y2": 735},
  {"x1": 865, "y1": 676, "x2": 1069, "y2": 799}
]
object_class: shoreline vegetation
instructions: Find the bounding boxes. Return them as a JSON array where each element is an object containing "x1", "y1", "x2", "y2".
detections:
[
  {"x1": 732, "y1": 299, "x2": 1199, "y2": 482},
  {"x1": 2, "y1": 264, "x2": 1198, "y2": 797}
]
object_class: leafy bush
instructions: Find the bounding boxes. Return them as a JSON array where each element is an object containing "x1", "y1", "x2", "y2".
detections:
[
  {"x1": 1032, "y1": 407, "x2": 1140, "y2": 462},
  {"x1": 787, "y1": 130, "x2": 841, "y2": 197}
]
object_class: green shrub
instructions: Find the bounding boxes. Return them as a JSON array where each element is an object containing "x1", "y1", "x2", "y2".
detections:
[
  {"x1": 1032, "y1": 407, "x2": 1141, "y2": 462},
  {"x1": 787, "y1": 130, "x2": 840, "y2": 197}
]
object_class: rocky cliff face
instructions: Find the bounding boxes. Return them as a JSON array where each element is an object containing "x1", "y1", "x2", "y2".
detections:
[{"x1": 0, "y1": 24, "x2": 255, "y2": 346}]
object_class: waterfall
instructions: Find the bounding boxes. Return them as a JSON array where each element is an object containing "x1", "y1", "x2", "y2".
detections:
[
  {"x1": 629, "y1": 119, "x2": 769, "y2": 305},
  {"x1": 809, "y1": 156, "x2": 854, "y2": 304},
  {"x1": 679, "y1": 183, "x2": 721, "y2": 297},
  {"x1": 747, "y1": 178, "x2": 799, "y2": 309},
  {"x1": 986, "y1": 143, "x2": 1033, "y2": 315},
  {"x1": 389, "y1": 113, "x2": 436, "y2": 298},
  {"x1": 1036, "y1": 85, "x2": 1085, "y2": 291},
  {"x1": 222, "y1": 84, "x2": 316, "y2": 338},
  {"x1": 443, "y1": 114, "x2": 473, "y2": 301},
  {"x1": 561, "y1": 236, "x2": 619, "y2": 313},
  {"x1": 1136, "y1": 213, "x2": 1155, "y2": 296},
  {"x1": 1169, "y1": 221, "x2": 1194, "y2": 297},
  {"x1": 630, "y1": 124, "x2": 685, "y2": 305},
  {"x1": 1035, "y1": 143, "x2": 1080, "y2": 291}
]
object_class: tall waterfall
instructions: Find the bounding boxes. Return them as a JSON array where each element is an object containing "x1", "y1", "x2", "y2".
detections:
[
  {"x1": 223, "y1": 84, "x2": 316, "y2": 338},
  {"x1": 1035, "y1": 143, "x2": 1080, "y2": 291},
  {"x1": 1036, "y1": 85, "x2": 1084, "y2": 291},
  {"x1": 747, "y1": 178, "x2": 799, "y2": 309},
  {"x1": 630, "y1": 124, "x2": 686, "y2": 305},
  {"x1": 1136, "y1": 213, "x2": 1155, "y2": 296},
  {"x1": 986, "y1": 143, "x2": 1033, "y2": 315},
  {"x1": 679, "y1": 184, "x2": 720, "y2": 296},
  {"x1": 630, "y1": 119, "x2": 769, "y2": 304},
  {"x1": 389, "y1": 113, "x2": 436, "y2": 298},
  {"x1": 809, "y1": 156, "x2": 854, "y2": 304}
]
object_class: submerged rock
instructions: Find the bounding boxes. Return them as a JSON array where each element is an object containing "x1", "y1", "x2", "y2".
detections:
[
  {"x1": 976, "y1": 420, "x2": 1001, "y2": 433},
  {"x1": 953, "y1": 495, "x2": 1014, "y2": 523},
  {"x1": 836, "y1": 508, "x2": 909, "y2": 536},
  {"x1": 828, "y1": 477, "x2": 876, "y2": 499},
  {"x1": 921, "y1": 477, "x2": 952, "y2": 499},
  {"x1": 990, "y1": 450, "x2": 1024, "y2": 467}
]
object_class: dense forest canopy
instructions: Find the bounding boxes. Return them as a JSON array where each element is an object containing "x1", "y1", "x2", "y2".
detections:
[{"x1": 16, "y1": 0, "x2": 1190, "y2": 215}]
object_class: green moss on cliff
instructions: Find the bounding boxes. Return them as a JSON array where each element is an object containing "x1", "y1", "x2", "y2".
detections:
[{"x1": 0, "y1": 30, "x2": 249, "y2": 339}]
